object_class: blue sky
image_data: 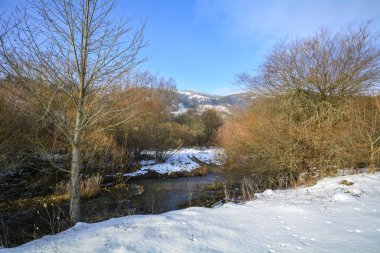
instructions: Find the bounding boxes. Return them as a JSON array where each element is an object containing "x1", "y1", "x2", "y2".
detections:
[
  {"x1": 3, "y1": 0, "x2": 380, "y2": 95},
  {"x1": 118, "y1": 0, "x2": 380, "y2": 95}
]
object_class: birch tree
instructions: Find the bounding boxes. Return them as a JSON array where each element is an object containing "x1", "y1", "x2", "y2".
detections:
[{"x1": 0, "y1": 0, "x2": 145, "y2": 224}]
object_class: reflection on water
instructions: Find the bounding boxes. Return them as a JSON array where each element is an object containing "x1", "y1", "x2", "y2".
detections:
[{"x1": 133, "y1": 173, "x2": 224, "y2": 214}]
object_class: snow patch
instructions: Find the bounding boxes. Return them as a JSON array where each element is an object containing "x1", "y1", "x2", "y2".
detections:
[
  {"x1": 124, "y1": 147, "x2": 224, "y2": 177},
  {"x1": 332, "y1": 193, "x2": 357, "y2": 203}
]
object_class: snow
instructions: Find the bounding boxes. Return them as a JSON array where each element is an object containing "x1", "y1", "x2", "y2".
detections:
[
  {"x1": 177, "y1": 90, "x2": 211, "y2": 102},
  {"x1": 197, "y1": 104, "x2": 231, "y2": 114},
  {"x1": 3, "y1": 172, "x2": 380, "y2": 253},
  {"x1": 171, "y1": 103, "x2": 189, "y2": 116},
  {"x1": 124, "y1": 147, "x2": 224, "y2": 177},
  {"x1": 332, "y1": 192, "x2": 357, "y2": 203},
  {"x1": 171, "y1": 103, "x2": 231, "y2": 116}
]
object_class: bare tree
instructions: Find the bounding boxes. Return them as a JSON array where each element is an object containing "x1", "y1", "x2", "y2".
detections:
[
  {"x1": 0, "y1": 0, "x2": 145, "y2": 224},
  {"x1": 220, "y1": 24, "x2": 380, "y2": 184},
  {"x1": 239, "y1": 24, "x2": 380, "y2": 101},
  {"x1": 350, "y1": 94, "x2": 380, "y2": 172}
]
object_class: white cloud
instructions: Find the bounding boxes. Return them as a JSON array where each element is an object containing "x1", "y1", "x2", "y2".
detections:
[
  {"x1": 194, "y1": 0, "x2": 380, "y2": 43},
  {"x1": 212, "y1": 86, "x2": 245, "y2": 96}
]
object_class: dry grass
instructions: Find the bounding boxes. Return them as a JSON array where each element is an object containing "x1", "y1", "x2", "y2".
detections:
[
  {"x1": 54, "y1": 174, "x2": 103, "y2": 199},
  {"x1": 240, "y1": 178, "x2": 255, "y2": 202}
]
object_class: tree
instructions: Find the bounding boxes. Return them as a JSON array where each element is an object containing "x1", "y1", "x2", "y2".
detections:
[
  {"x1": 239, "y1": 24, "x2": 380, "y2": 101},
  {"x1": 221, "y1": 24, "x2": 380, "y2": 184},
  {"x1": 201, "y1": 109, "x2": 223, "y2": 144},
  {"x1": 350, "y1": 94, "x2": 380, "y2": 172},
  {"x1": 0, "y1": 0, "x2": 144, "y2": 223}
]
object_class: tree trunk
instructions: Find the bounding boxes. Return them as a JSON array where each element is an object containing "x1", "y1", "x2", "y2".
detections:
[
  {"x1": 70, "y1": 106, "x2": 83, "y2": 224},
  {"x1": 369, "y1": 142, "x2": 375, "y2": 173}
]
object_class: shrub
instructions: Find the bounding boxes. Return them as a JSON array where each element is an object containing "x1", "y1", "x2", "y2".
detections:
[{"x1": 54, "y1": 174, "x2": 103, "y2": 199}]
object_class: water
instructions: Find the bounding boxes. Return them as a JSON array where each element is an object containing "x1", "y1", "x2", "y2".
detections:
[
  {"x1": 133, "y1": 173, "x2": 224, "y2": 214},
  {"x1": 1, "y1": 173, "x2": 224, "y2": 247},
  {"x1": 83, "y1": 173, "x2": 224, "y2": 220}
]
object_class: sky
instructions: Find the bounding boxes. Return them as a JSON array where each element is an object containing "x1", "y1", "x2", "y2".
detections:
[{"x1": 3, "y1": 0, "x2": 380, "y2": 95}]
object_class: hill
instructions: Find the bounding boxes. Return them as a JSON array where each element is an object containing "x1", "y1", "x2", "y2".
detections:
[{"x1": 173, "y1": 90, "x2": 252, "y2": 115}]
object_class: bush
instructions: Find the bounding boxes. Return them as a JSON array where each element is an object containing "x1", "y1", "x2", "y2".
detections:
[
  {"x1": 220, "y1": 25, "x2": 380, "y2": 185},
  {"x1": 54, "y1": 174, "x2": 103, "y2": 199}
]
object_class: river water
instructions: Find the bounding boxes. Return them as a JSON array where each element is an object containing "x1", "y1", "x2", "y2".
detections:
[
  {"x1": 83, "y1": 173, "x2": 225, "y2": 222},
  {"x1": 2, "y1": 173, "x2": 225, "y2": 247},
  {"x1": 133, "y1": 173, "x2": 224, "y2": 213}
]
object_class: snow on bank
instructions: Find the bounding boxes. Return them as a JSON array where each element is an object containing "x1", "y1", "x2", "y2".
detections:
[
  {"x1": 3, "y1": 172, "x2": 380, "y2": 253},
  {"x1": 124, "y1": 147, "x2": 224, "y2": 177}
]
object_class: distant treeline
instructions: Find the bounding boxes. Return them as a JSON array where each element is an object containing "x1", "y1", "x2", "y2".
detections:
[{"x1": 0, "y1": 72, "x2": 225, "y2": 176}]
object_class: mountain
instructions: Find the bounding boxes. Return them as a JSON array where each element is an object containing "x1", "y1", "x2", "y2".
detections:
[{"x1": 172, "y1": 90, "x2": 252, "y2": 115}]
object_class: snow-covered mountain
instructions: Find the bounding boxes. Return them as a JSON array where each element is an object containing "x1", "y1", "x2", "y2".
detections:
[{"x1": 173, "y1": 90, "x2": 252, "y2": 115}]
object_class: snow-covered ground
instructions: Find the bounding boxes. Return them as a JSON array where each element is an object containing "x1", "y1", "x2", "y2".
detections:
[
  {"x1": 3, "y1": 172, "x2": 380, "y2": 253},
  {"x1": 124, "y1": 147, "x2": 224, "y2": 177},
  {"x1": 171, "y1": 103, "x2": 231, "y2": 116},
  {"x1": 197, "y1": 104, "x2": 231, "y2": 115}
]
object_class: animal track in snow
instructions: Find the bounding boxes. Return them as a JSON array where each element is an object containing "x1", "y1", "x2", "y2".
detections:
[{"x1": 354, "y1": 229, "x2": 362, "y2": 233}]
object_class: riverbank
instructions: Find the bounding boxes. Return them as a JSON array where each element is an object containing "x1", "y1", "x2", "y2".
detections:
[
  {"x1": 3, "y1": 172, "x2": 380, "y2": 252},
  {"x1": 123, "y1": 147, "x2": 224, "y2": 179},
  {"x1": 0, "y1": 172, "x2": 225, "y2": 248}
]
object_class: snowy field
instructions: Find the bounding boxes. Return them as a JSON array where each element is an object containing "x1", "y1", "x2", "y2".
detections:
[
  {"x1": 124, "y1": 147, "x2": 224, "y2": 177},
  {"x1": 3, "y1": 172, "x2": 380, "y2": 253}
]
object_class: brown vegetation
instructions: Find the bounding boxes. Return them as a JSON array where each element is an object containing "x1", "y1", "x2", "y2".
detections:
[
  {"x1": 54, "y1": 174, "x2": 103, "y2": 199},
  {"x1": 219, "y1": 24, "x2": 380, "y2": 186}
]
